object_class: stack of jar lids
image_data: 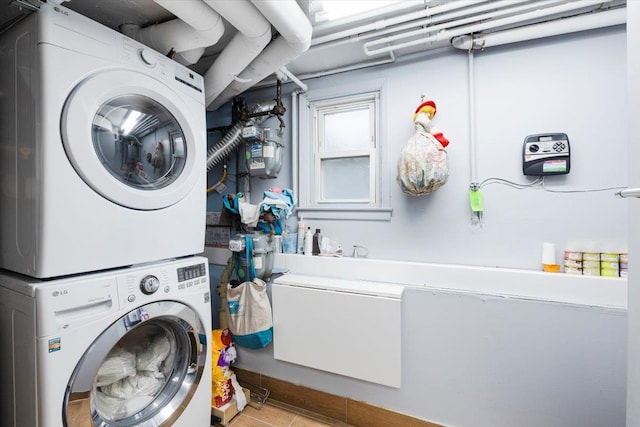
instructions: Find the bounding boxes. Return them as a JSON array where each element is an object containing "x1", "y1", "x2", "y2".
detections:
[
  {"x1": 563, "y1": 250, "x2": 628, "y2": 277},
  {"x1": 564, "y1": 251, "x2": 583, "y2": 275},
  {"x1": 620, "y1": 253, "x2": 628, "y2": 278},
  {"x1": 582, "y1": 252, "x2": 602, "y2": 276},
  {"x1": 599, "y1": 253, "x2": 619, "y2": 277}
]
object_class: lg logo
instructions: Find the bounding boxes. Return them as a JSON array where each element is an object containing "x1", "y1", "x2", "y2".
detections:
[
  {"x1": 52, "y1": 289, "x2": 69, "y2": 297},
  {"x1": 53, "y1": 6, "x2": 68, "y2": 16}
]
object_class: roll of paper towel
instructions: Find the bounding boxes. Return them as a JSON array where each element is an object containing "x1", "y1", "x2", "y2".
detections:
[{"x1": 542, "y1": 242, "x2": 557, "y2": 265}]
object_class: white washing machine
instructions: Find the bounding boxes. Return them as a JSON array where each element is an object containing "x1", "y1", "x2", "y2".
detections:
[
  {"x1": 0, "y1": 3, "x2": 206, "y2": 278},
  {"x1": 0, "y1": 256, "x2": 212, "y2": 427}
]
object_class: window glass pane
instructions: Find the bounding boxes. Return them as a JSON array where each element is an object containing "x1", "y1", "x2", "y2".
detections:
[
  {"x1": 323, "y1": 108, "x2": 370, "y2": 152},
  {"x1": 321, "y1": 157, "x2": 370, "y2": 200}
]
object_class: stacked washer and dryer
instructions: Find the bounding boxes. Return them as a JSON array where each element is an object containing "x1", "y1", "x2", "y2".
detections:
[{"x1": 0, "y1": 3, "x2": 212, "y2": 426}]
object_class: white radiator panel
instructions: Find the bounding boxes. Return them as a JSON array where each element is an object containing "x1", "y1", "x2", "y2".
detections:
[{"x1": 272, "y1": 274, "x2": 403, "y2": 388}]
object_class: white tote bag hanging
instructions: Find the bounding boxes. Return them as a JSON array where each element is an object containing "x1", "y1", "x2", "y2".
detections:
[
  {"x1": 226, "y1": 236, "x2": 274, "y2": 351},
  {"x1": 226, "y1": 278, "x2": 273, "y2": 349}
]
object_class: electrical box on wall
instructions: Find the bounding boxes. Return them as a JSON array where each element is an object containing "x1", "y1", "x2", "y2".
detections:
[{"x1": 522, "y1": 133, "x2": 570, "y2": 176}]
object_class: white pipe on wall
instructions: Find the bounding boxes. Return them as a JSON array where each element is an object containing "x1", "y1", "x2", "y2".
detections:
[
  {"x1": 208, "y1": 0, "x2": 312, "y2": 110},
  {"x1": 291, "y1": 89, "x2": 301, "y2": 207},
  {"x1": 202, "y1": 0, "x2": 272, "y2": 108},
  {"x1": 364, "y1": 0, "x2": 612, "y2": 56},
  {"x1": 452, "y1": 7, "x2": 626, "y2": 49},
  {"x1": 136, "y1": 0, "x2": 224, "y2": 64},
  {"x1": 279, "y1": 66, "x2": 308, "y2": 92},
  {"x1": 468, "y1": 50, "x2": 477, "y2": 185}
]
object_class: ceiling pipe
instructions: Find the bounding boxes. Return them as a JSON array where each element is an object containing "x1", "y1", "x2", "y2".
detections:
[
  {"x1": 177, "y1": 47, "x2": 206, "y2": 65},
  {"x1": 452, "y1": 7, "x2": 626, "y2": 50},
  {"x1": 363, "y1": 0, "x2": 564, "y2": 54},
  {"x1": 134, "y1": 0, "x2": 224, "y2": 65},
  {"x1": 306, "y1": 0, "x2": 530, "y2": 54},
  {"x1": 353, "y1": 0, "x2": 531, "y2": 44},
  {"x1": 278, "y1": 66, "x2": 308, "y2": 92},
  {"x1": 207, "y1": 0, "x2": 312, "y2": 111},
  {"x1": 202, "y1": 0, "x2": 272, "y2": 108},
  {"x1": 364, "y1": 0, "x2": 612, "y2": 56},
  {"x1": 312, "y1": 0, "x2": 485, "y2": 47}
]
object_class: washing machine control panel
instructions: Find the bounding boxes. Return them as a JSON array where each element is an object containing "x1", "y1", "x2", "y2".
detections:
[
  {"x1": 119, "y1": 261, "x2": 209, "y2": 307},
  {"x1": 140, "y1": 275, "x2": 160, "y2": 294},
  {"x1": 176, "y1": 263, "x2": 208, "y2": 291}
]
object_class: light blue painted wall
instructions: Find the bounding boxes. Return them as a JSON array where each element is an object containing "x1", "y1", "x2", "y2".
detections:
[
  {"x1": 206, "y1": 27, "x2": 628, "y2": 426},
  {"x1": 244, "y1": 26, "x2": 627, "y2": 271}
]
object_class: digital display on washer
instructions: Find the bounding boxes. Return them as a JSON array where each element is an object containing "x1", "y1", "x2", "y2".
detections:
[{"x1": 177, "y1": 263, "x2": 207, "y2": 282}]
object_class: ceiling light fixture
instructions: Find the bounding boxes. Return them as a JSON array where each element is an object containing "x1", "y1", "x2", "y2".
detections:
[
  {"x1": 121, "y1": 110, "x2": 142, "y2": 135},
  {"x1": 313, "y1": 0, "x2": 403, "y2": 23}
]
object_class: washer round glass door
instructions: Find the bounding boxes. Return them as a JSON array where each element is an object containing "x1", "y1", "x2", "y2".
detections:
[
  {"x1": 64, "y1": 301, "x2": 207, "y2": 427},
  {"x1": 62, "y1": 69, "x2": 202, "y2": 210}
]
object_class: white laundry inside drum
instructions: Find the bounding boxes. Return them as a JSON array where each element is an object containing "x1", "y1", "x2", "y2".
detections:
[{"x1": 93, "y1": 323, "x2": 179, "y2": 421}]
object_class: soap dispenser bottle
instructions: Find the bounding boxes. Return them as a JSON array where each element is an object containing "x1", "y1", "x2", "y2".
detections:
[
  {"x1": 304, "y1": 227, "x2": 313, "y2": 256},
  {"x1": 312, "y1": 228, "x2": 322, "y2": 255},
  {"x1": 297, "y1": 217, "x2": 306, "y2": 254}
]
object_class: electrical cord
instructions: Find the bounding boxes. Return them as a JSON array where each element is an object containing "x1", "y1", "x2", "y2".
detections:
[
  {"x1": 540, "y1": 176, "x2": 626, "y2": 193},
  {"x1": 479, "y1": 176, "x2": 542, "y2": 189},
  {"x1": 477, "y1": 176, "x2": 625, "y2": 194}
]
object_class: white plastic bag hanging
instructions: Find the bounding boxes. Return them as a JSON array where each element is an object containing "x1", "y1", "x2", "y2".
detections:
[{"x1": 397, "y1": 100, "x2": 450, "y2": 196}]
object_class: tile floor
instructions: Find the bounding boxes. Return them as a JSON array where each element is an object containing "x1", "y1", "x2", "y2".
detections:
[{"x1": 221, "y1": 400, "x2": 353, "y2": 427}]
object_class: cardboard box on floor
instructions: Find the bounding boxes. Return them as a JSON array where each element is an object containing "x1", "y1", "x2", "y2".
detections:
[{"x1": 211, "y1": 387, "x2": 251, "y2": 426}]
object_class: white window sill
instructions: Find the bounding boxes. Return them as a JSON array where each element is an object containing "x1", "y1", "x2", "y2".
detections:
[{"x1": 297, "y1": 206, "x2": 393, "y2": 221}]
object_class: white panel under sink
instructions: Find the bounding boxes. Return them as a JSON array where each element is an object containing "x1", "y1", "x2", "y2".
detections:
[{"x1": 272, "y1": 274, "x2": 403, "y2": 388}]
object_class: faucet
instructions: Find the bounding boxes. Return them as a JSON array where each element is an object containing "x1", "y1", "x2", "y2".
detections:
[{"x1": 351, "y1": 245, "x2": 369, "y2": 259}]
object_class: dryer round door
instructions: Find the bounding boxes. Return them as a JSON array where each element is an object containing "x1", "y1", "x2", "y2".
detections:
[
  {"x1": 62, "y1": 69, "x2": 202, "y2": 210},
  {"x1": 63, "y1": 301, "x2": 208, "y2": 427}
]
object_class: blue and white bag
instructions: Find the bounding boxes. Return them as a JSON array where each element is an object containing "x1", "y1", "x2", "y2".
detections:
[{"x1": 226, "y1": 278, "x2": 273, "y2": 349}]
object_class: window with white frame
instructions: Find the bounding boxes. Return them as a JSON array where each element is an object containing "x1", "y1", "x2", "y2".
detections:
[{"x1": 297, "y1": 79, "x2": 392, "y2": 220}]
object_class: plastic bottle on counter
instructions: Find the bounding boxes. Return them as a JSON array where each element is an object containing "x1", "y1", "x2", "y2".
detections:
[
  {"x1": 304, "y1": 227, "x2": 313, "y2": 256},
  {"x1": 297, "y1": 217, "x2": 306, "y2": 254},
  {"x1": 312, "y1": 228, "x2": 322, "y2": 255}
]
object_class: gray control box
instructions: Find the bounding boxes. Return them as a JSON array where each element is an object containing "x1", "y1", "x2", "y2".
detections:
[{"x1": 522, "y1": 133, "x2": 570, "y2": 176}]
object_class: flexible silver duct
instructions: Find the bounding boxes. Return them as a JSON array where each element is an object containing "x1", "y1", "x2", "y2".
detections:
[{"x1": 206, "y1": 121, "x2": 245, "y2": 170}]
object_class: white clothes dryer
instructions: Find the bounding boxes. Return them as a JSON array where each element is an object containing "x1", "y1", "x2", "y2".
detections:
[
  {"x1": 0, "y1": 3, "x2": 206, "y2": 278},
  {"x1": 0, "y1": 256, "x2": 212, "y2": 427}
]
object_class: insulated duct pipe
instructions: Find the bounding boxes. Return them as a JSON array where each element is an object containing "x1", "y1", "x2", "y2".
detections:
[
  {"x1": 364, "y1": 0, "x2": 612, "y2": 56},
  {"x1": 452, "y1": 7, "x2": 626, "y2": 50},
  {"x1": 135, "y1": 0, "x2": 225, "y2": 65},
  {"x1": 202, "y1": 0, "x2": 272, "y2": 108},
  {"x1": 207, "y1": 0, "x2": 312, "y2": 110},
  {"x1": 206, "y1": 101, "x2": 279, "y2": 169}
]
